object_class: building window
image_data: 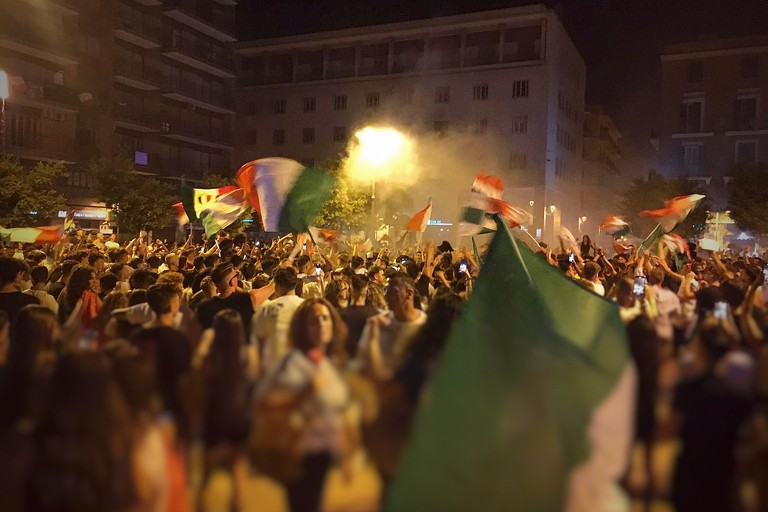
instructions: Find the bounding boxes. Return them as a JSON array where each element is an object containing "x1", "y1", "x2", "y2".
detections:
[
  {"x1": 473, "y1": 84, "x2": 489, "y2": 101},
  {"x1": 9, "y1": 113, "x2": 41, "y2": 148},
  {"x1": 247, "y1": 101, "x2": 257, "y2": 115},
  {"x1": 473, "y1": 119, "x2": 488, "y2": 135},
  {"x1": 511, "y1": 80, "x2": 529, "y2": 98},
  {"x1": 741, "y1": 56, "x2": 759, "y2": 79},
  {"x1": 303, "y1": 97, "x2": 316, "y2": 113},
  {"x1": 273, "y1": 99, "x2": 286, "y2": 114},
  {"x1": 734, "y1": 96, "x2": 758, "y2": 131},
  {"x1": 511, "y1": 116, "x2": 528, "y2": 134},
  {"x1": 509, "y1": 151, "x2": 526, "y2": 170},
  {"x1": 366, "y1": 92, "x2": 380, "y2": 108},
  {"x1": 433, "y1": 120, "x2": 449, "y2": 134},
  {"x1": 679, "y1": 99, "x2": 703, "y2": 133},
  {"x1": 245, "y1": 129, "x2": 257, "y2": 144},
  {"x1": 736, "y1": 140, "x2": 757, "y2": 163},
  {"x1": 682, "y1": 143, "x2": 703, "y2": 173},
  {"x1": 302, "y1": 128, "x2": 315, "y2": 144},
  {"x1": 687, "y1": 62, "x2": 704, "y2": 83},
  {"x1": 402, "y1": 87, "x2": 414, "y2": 105},
  {"x1": 333, "y1": 94, "x2": 347, "y2": 111},
  {"x1": 272, "y1": 129, "x2": 285, "y2": 145},
  {"x1": 333, "y1": 126, "x2": 346, "y2": 142},
  {"x1": 435, "y1": 86, "x2": 450, "y2": 104}
]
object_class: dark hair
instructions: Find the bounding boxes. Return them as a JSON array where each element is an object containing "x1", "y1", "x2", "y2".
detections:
[
  {"x1": 29, "y1": 265, "x2": 49, "y2": 285},
  {"x1": 582, "y1": 261, "x2": 600, "y2": 281},
  {"x1": 350, "y1": 273, "x2": 370, "y2": 296},
  {"x1": 0, "y1": 306, "x2": 58, "y2": 431},
  {"x1": 128, "y1": 289, "x2": 147, "y2": 306},
  {"x1": 323, "y1": 279, "x2": 349, "y2": 310},
  {"x1": 87, "y1": 253, "x2": 105, "y2": 266},
  {"x1": 288, "y1": 298, "x2": 348, "y2": 364},
  {"x1": 696, "y1": 320, "x2": 733, "y2": 365},
  {"x1": 127, "y1": 257, "x2": 143, "y2": 270},
  {"x1": 193, "y1": 256, "x2": 206, "y2": 270},
  {"x1": 29, "y1": 352, "x2": 136, "y2": 512},
  {"x1": 204, "y1": 254, "x2": 220, "y2": 268},
  {"x1": 99, "y1": 273, "x2": 119, "y2": 295},
  {"x1": 296, "y1": 254, "x2": 311, "y2": 269},
  {"x1": 146, "y1": 255, "x2": 162, "y2": 269},
  {"x1": 350, "y1": 255, "x2": 364, "y2": 270},
  {"x1": 274, "y1": 266, "x2": 299, "y2": 290},
  {"x1": 146, "y1": 284, "x2": 178, "y2": 316},
  {"x1": 129, "y1": 268, "x2": 155, "y2": 290},
  {"x1": 211, "y1": 262, "x2": 235, "y2": 288},
  {"x1": 261, "y1": 256, "x2": 279, "y2": 275},
  {"x1": 109, "y1": 263, "x2": 125, "y2": 277},
  {"x1": 60, "y1": 259, "x2": 79, "y2": 278},
  {"x1": 0, "y1": 257, "x2": 24, "y2": 286},
  {"x1": 66, "y1": 265, "x2": 96, "y2": 305}
]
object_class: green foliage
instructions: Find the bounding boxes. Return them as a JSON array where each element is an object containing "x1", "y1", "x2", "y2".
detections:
[
  {"x1": 0, "y1": 156, "x2": 67, "y2": 227},
  {"x1": 619, "y1": 171, "x2": 708, "y2": 238},
  {"x1": 89, "y1": 157, "x2": 173, "y2": 234},
  {"x1": 313, "y1": 158, "x2": 370, "y2": 231},
  {"x1": 198, "y1": 173, "x2": 235, "y2": 188},
  {"x1": 728, "y1": 161, "x2": 768, "y2": 234}
]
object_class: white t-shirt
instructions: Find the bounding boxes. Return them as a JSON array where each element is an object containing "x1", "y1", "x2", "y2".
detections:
[
  {"x1": 24, "y1": 289, "x2": 59, "y2": 315},
  {"x1": 357, "y1": 309, "x2": 427, "y2": 374},
  {"x1": 251, "y1": 294, "x2": 305, "y2": 370}
]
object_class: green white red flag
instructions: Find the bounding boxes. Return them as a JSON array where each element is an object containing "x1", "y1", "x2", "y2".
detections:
[
  {"x1": 406, "y1": 201, "x2": 432, "y2": 232},
  {"x1": 181, "y1": 184, "x2": 237, "y2": 222},
  {"x1": 198, "y1": 188, "x2": 249, "y2": 238}
]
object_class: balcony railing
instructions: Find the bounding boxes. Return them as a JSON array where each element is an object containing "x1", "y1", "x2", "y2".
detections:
[
  {"x1": 0, "y1": 21, "x2": 77, "y2": 65},
  {"x1": 5, "y1": 134, "x2": 77, "y2": 163},
  {"x1": 162, "y1": 0, "x2": 236, "y2": 41},
  {"x1": 13, "y1": 81, "x2": 79, "y2": 109},
  {"x1": 161, "y1": 121, "x2": 232, "y2": 146},
  {"x1": 113, "y1": 103, "x2": 161, "y2": 130},
  {"x1": 162, "y1": 33, "x2": 235, "y2": 75},
  {"x1": 162, "y1": 79, "x2": 232, "y2": 109},
  {"x1": 114, "y1": 10, "x2": 163, "y2": 46},
  {"x1": 114, "y1": 58, "x2": 163, "y2": 86}
]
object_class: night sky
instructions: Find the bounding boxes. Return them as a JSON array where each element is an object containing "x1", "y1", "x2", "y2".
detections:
[{"x1": 236, "y1": 0, "x2": 768, "y2": 160}]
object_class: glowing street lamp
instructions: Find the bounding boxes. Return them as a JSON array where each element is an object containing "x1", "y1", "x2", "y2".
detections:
[
  {"x1": 351, "y1": 126, "x2": 410, "y2": 241},
  {"x1": 578, "y1": 215, "x2": 587, "y2": 233},
  {"x1": 0, "y1": 69, "x2": 8, "y2": 150}
]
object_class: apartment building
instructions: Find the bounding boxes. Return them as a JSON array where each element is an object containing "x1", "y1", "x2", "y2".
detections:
[
  {"x1": 659, "y1": 36, "x2": 768, "y2": 209},
  {"x1": 235, "y1": 5, "x2": 586, "y2": 243},
  {"x1": 582, "y1": 105, "x2": 621, "y2": 237},
  {"x1": 1, "y1": 0, "x2": 237, "y2": 228}
]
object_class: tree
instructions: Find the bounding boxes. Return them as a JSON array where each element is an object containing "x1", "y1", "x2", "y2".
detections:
[
  {"x1": 728, "y1": 161, "x2": 768, "y2": 234},
  {"x1": 198, "y1": 173, "x2": 235, "y2": 188},
  {"x1": 89, "y1": 157, "x2": 173, "y2": 234},
  {"x1": 313, "y1": 158, "x2": 370, "y2": 231},
  {"x1": 618, "y1": 171, "x2": 708, "y2": 239},
  {"x1": 0, "y1": 156, "x2": 67, "y2": 227}
]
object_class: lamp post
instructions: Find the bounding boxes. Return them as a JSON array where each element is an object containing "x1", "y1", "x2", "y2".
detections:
[
  {"x1": 0, "y1": 69, "x2": 8, "y2": 152},
  {"x1": 352, "y1": 127, "x2": 408, "y2": 242}
]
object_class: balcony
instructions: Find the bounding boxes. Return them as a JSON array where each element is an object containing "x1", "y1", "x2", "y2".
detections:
[
  {"x1": 113, "y1": 59, "x2": 162, "y2": 90},
  {"x1": 0, "y1": 22, "x2": 77, "y2": 66},
  {"x1": 160, "y1": 122, "x2": 233, "y2": 149},
  {"x1": 113, "y1": 103, "x2": 161, "y2": 133},
  {"x1": 4, "y1": 134, "x2": 77, "y2": 165},
  {"x1": 133, "y1": 0, "x2": 163, "y2": 6},
  {"x1": 8, "y1": 80, "x2": 80, "y2": 112},
  {"x1": 161, "y1": 33, "x2": 236, "y2": 78},
  {"x1": 162, "y1": 0, "x2": 236, "y2": 43},
  {"x1": 113, "y1": 12, "x2": 162, "y2": 49},
  {"x1": 161, "y1": 80, "x2": 233, "y2": 114}
]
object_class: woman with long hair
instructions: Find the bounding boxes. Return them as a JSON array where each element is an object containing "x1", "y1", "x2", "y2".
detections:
[
  {"x1": 254, "y1": 298, "x2": 349, "y2": 512},
  {"x1": 0, "y1": 305, "x2": 58, "y2": 434},
  {"x1": 323, "y1": 279, "x2": 350, "y2": 311},
  {"x1": 58, "y1": 265, "x2": 102, "y2": 345},
  {"x1": 198, "y1": 309, "x2": 255, "y2": 510}
]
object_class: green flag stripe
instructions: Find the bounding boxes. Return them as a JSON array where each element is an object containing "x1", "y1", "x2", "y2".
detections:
[
  {"x1": 386, "y1": 217, "x2": 628, "y2": 512},
  {"x1": 181, "y1": 184, "x2": 197, "y2": 222},
  {"x1": 277, "y1": 167, "x2": 334, "y2": 233}
]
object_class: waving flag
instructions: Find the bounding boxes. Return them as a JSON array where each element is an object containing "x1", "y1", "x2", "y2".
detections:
[
  {"x1": 600, "y1": 215, "x2": 630, "y2": 239},
  {"x1": 471, "y1": 172, "x2": 504, "y2": 199},
  {"x1": 387, "y1": 217, "x2": 633, "y2": 512},
  {"x1": 181, "y1": 184, "x2": 237, "y2": 222},
  {"x1": 640, "y1": 194, "x2": 705, "y2": 232},
  {"x1": 235, "y1": 158, "x2": 333, "y2": 233},
  {"x1": 0, "y1": 225, "x2": 64, "y2": 244},
  {"x1": 662, "y1": 234, "x2": 690, "y2": 258},
  {"x1": 406, "y1": 201, "x2": 432, "y2": 232},
  {"x1": 461, "y1": 194, "x2": 533, "y2": 236},
  {"x1": 558, "y1": 226, "x2": 581, "y2": 257},
  {"x1": 199, "y1": 188, "x2": 249, "y2": 238},
  {"x1": 308, "y1": 226, "x2": 339, "y2": 246},
  {"x1": 172, "y1": 202, "x2": 189, "y2": 226}
]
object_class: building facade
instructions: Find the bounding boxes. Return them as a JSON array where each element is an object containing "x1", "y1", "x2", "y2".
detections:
[
  {"x1": 1, "y1": 0, "x2": 237, "y2": 228},
  {"x1": 659, "y1": 36, "x2": 768, "y2": 209},
  {"x1": 582, "y1": 105, "x2": 621, "y2": 238},
  {"x1": 235, "y1": 5, "x2": 586, "y2": 243}
]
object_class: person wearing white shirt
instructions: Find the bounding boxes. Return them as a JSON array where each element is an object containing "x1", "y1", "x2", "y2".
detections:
[
  {"x1": 252, "y1": 267, "x2": 304, "y2": 371},
  {"x1": 24, "y1": 265, "x2": 59, "y2": 315}
]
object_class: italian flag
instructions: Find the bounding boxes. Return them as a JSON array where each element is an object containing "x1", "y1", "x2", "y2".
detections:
[
  {"x1": 172, "y1": 202, "x2": 189, "y2": 226},
  {"x1": 0, "y1": 225, "x2": 64, "y2": 244},
  {"x1": 461, "y1": 193, "x2": 533, "y2": 236},
  {"x1": 236, "y1": 157, "x2": 334, "y2": 233},
  {"x1": 199, "y1": 188, "x2": 250, "y2": 238},
  {"x1": 406, "y1": 201, "x2": 432, "y2": 232},
  {"x1": 599, "y1": 215, "x2": 630, "y2": 239},
  {"x1": 180, "y1": 184, "x2": 237, "y2": 222},
  {"x1": 640, "y1": 193, "x2": 705, "y2": 249},
  {"x1": 387, "y1": 218, "x2": 632, "y2": 512}
]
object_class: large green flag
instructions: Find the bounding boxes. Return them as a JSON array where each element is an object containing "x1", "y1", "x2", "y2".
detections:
[{"x1": 385, "y1": 218, "x2": 630, "y2": 512}]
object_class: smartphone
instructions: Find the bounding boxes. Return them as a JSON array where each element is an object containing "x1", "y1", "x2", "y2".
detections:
[
  {"x1": 633, "y1": 277, "x2": 646, "y2": 296},
  {"x1": 459, "y1": 259, "x2": 468, "y2": 273},
  {"x1": 714, "y1": 301, "x2": 728, "y2": 320},
  {"x1": 303, "y1": 243, "x2": 307, "y2": 250},
  {"x1": 255, "y1": 241, "x2": 261, "y2": 246},
  {"x1": 315, "y1": 264, "x2": 322, "y2": 276},
  {"x1": 568, "y1": 253, "x2": 575, "y2": 263}
]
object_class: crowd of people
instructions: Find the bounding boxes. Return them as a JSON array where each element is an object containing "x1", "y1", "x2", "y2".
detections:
[{"x1": 0, "y1": 226, "x2": 766, "y2": 512}]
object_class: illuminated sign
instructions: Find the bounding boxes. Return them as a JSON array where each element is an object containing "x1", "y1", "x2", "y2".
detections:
[{"x1": 427, "y1": 219, "x2": 453, "y2": 226}]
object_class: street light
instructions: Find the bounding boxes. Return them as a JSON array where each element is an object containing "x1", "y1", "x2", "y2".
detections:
[
  {"x1": 351, "y1": 126, "x2": 410, "y2": 241},
  {"x1": 0, "y1": 69, "x2": 8, "y2": 151}
]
